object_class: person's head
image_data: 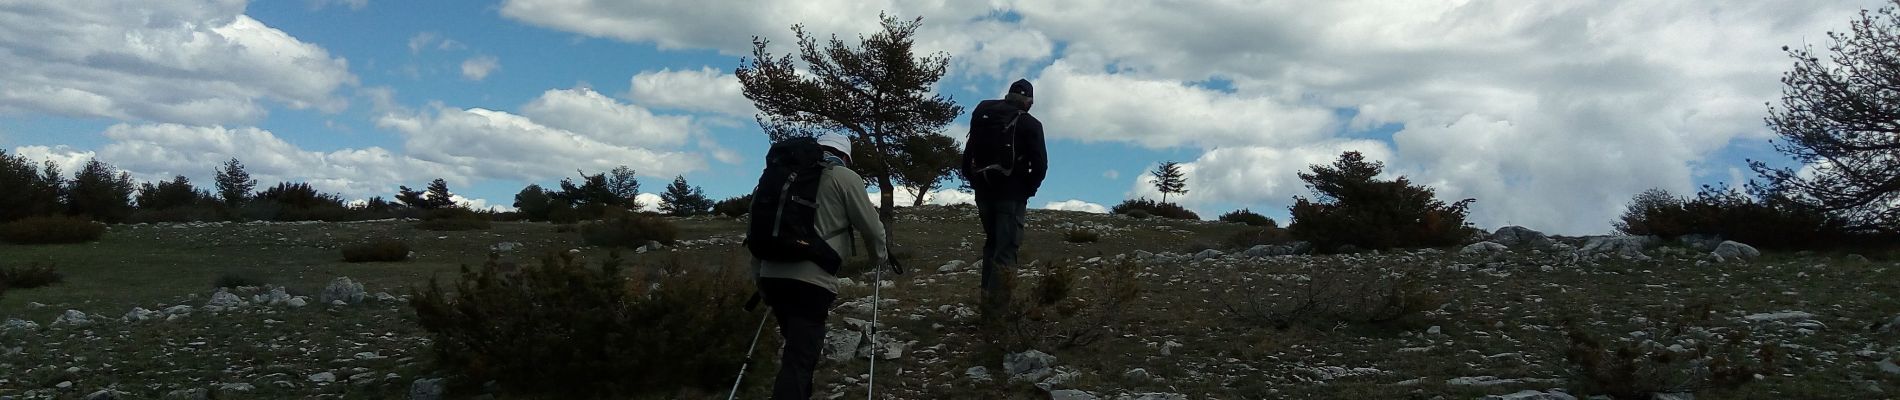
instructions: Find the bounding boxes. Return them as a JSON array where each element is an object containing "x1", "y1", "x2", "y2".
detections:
[
  {"x1": 816, "y1": 133, "x2": 852, "y2": 164},
  {"x1": 1005, "y1": 79, "x2": 1033, "y2": 110}
]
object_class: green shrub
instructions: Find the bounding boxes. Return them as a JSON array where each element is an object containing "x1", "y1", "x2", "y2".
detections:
[
  {"x1": 213, "y1": 273, "x2": 265, "y2": 289},
  {"x1": 411, "y1": 252, "x2": 767, "y2": 396},
  {"x1": 1218, "y1": 208, "x2": 1277, "y2": 227},
  {"x1": 991, "y1": 260, "x2": 1142, "y2": 353},
  {"x1": 1562, "y1": 305, "x2": 1774, "y2": 397},
  {"x1": 580, "y1": 214, "x2": 678, "y2": 248},
  {"x1": 1226, "y1": 227, "x2": 1294, "y2": 249},
  {"x1": 0, "y1": 263, "x2": 63, "y2": 289},
  {"x1": 1616, "y1": 185, "x2": 1845, "y2": 250},
  {"x1": 416, "y1": 208, "x2": 492, "y2": 231},
  {"x1": 1125, "y1": 209, "x2": 1151, "y2": 219},
  {"x1": 1111, "y1": 198, "x2": 1199, "y2": 220},
  {"x1": 1062, "y1": 229, "x2": 1100, "y2": 243},
  {"x1": 548, "y1": 200, "x2": 581, "y2": 224},
  {"x1": 712, "y1": 194, "x2": 753, "y2": 218},
  {"x1": 341, "y1": 239, "x2": 411, "y2": 262},
  {"x1": 1287, "y1": 151, "x2": 1474, "y2": 253},
  {"x1": 0, "y1": 215, "x2": 105, "y2": 244}
]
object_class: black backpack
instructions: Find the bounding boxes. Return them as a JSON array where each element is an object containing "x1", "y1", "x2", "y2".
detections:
[
  {"x1": 964, "y1": 105, "x2": 1027, "y2": 186},
  {"x1": 744, "y1": 137, "x2": 844, "y2": 274}
]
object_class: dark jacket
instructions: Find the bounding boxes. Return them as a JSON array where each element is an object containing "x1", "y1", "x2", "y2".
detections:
[{"x1": 961, "y1": 99, "x2": 1047, "y2": 201}]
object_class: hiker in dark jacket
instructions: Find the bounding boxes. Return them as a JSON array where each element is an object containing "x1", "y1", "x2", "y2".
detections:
[
  {"x1": 753, "y1": 133, "x2": 889, "y2": 399},
  {"x1": 960, "y1": 79, "x2": 1048, "y2": 312}
]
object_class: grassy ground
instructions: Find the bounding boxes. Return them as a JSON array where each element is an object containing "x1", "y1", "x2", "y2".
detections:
[{"x1": 2, "y1": 206, "x2": 1897, "y2": 399}]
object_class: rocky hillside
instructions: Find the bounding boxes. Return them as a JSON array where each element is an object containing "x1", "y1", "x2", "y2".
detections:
[{"x1": 1, "y1": 206, "x2": 1896, "y2": 399}]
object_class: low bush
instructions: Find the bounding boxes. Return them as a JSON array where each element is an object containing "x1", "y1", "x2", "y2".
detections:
[
  {"x1": 1562, "y1": 304, "x2": 1775, "y2": 397},
  {"x1": 0, "y1": 215, "x2": 106, "y2": 244},
  {"x1": 580, "y1": 214, "x2": 678, "y2": 249},
  {"x1": 1208, "y1": 258, "x2": 1439, "y2": 330},
  {"x1": 0, "y1": 263, "x2": 64, "y2": 289},
  {"x1": 1218, "y1": 208, "x2": 1277, "y2": 227},
  {"x1": 341, "y1": 239, "x2": 411, "y2": 262},
  {"x1": 416, "y1": 208, "x2": 492, "y2": 231},
  {"x1": 1062, "y1": 229, "x2": 1100, "y2": 243},
  {"x1": 411, "y1": 252, "x2": 767, "y2": 396},
  {"x1": 1111, "y1": 198, "x2": 1199, "y2": 220},
  {"x1": 1226, "y1": 227, "x2": 1295, "y2": 249},
  {"x1": 1616, "y1": 186, "x2": 1845, "y2": 250},
  {"x1": 990, "y1": 260, "x2": 1143, "y2": 353},
  {"x1": 213, "y1": 273, "x2": 264, "y2": 289},
  {"x1": 1287, "y1": 151, "x2": 1475, "y2": 253},
  {"x1": 712, "y1": 194, "x2": 753, "y2": 218}
]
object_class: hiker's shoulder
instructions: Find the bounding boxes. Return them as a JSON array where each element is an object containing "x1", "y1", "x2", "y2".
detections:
[{"x1": 823, "y1": 163, "x2": 866, "y2": 183}]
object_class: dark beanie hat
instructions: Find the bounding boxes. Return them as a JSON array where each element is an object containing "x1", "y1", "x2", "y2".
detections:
[{"x1": 1009, "y1": 79, "x2": 1033, "y2": 98}]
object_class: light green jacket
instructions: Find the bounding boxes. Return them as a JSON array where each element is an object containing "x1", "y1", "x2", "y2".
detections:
[{"x1": 753, "y1": 163, "x2": 889, "y2": 294}]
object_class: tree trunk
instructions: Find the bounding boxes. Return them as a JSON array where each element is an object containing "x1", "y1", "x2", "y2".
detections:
[
  {"x1": 909, "y1": 182, "x2": 934, "y2": 207},
  {"x1": 877, "y1": 175, "x2": 898, "y2": 251}
]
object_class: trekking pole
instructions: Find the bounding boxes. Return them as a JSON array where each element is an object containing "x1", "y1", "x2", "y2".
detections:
[
  {"x1": 867, "y1": 260, "x2": 882, "y2": 400},
  {"x1": 727, "y1": 310, "x2": 772, "y2": 400}
]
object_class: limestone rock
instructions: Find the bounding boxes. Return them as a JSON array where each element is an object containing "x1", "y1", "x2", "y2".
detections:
[
  {"x1": 1050, "y1": 389, "x2": 1100, "y2": 400},
  {"x1": 410, "y1": 378, "x2": 445, "y2": 400},
  {"x1": 1578, "y1": 236, "x2": 1657, "y2": 259},
  {"x1": 309, "y1": 372, "x2": 336, "y2": 383},
  {"x1": 1115, "y1": 393, "x2": 1188, "y2": 400},
  {"x1": 319, "y1": 277, "x2": 366, "y2": 305},
  {"x1": 1712, "y1": 241, "x2": 1760, "y2": 262},
  {"x1": 966, "y1": 366, "x2": 991, "y2": 382},
  {"x1": 823, "y1": 328, "x2": 862, "y2": 363},
  {"x1": 1490, "y1": 226, "x2": 1550, "y2": 248},
  {"x1": 1461, "y1": 241, "x2": 1509, "y2": 256},
  {"x1": 253, "y1": 286, "x2": 292, "y2": 306},
  {"x1": 124, "y1": 307, "x2": 161, "y2": 322},
  {"x1": 1193, "y1": 249, "x2": 1224, "y2": 261},
  {"x1": 2, "y1": 318, "x2": 40, "y2": 332},
  {"x1": 1005, "y1": 349, "x2": 1057, "y2": 382},
  {"x1": 53, "y1": 309, "x2": 92, "y2": 327},
  {"x1": 1482, "y1": 390, "x2": 1578, "y2": 400},
  {"x1": 206, "y1": 289, "x2": 242, "y2": 309}
]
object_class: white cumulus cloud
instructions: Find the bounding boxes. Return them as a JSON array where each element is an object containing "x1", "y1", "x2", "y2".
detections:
[
  {"x1": 461, "y1": 55, "x2": 499, "y2": 81},
  {"x1": 375, "y1": 87, "x2": 706, "y2": 184},
  {"x1": 627, "y1": 67, "x2": 757, "y2": 118},
  {"x1": 0, "y1": 0, "x2": 356, "y2": 125},
  {"x1": 1043, "y1": 199, "x2": 1107, "y2": 214}
]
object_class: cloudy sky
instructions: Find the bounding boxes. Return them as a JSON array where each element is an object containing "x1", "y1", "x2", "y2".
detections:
[{"x1": 0, "y1": 0, "x2": 1882, "y2": 234}]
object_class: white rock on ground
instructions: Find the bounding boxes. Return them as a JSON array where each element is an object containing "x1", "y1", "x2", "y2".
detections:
[
  {"x1": 218, "y1": 383, "x2": 255, "y2": 393},
  {"x1": 938, "y1": 260, "x2": 967, "y2": 273},
  {"x1": 83, "y1": 389, "x2": 121, "y2": 400},
  {"x1": 286, "y1": 297, "x2": 309, "y2": 308},
  {"x1": 966, "y1": 366, "x2": 992, "y2": 382},
  {"x1": 2, "y1": 318, "x2": 40, "y2": 332},
  {"x1": 253, "y1": 286, "x2": 291, "y2": 306},
  {"x1": 1743, "y1": 311, "x2": 1815, "y2": 322},
  {"x1": 1461, "y1": 241, "x2": 1509, "y2": 255},
  {"x1": 164, "y1": 388, "x2": 209, "y2": 400},
  {"x1": 1005, "y1": 350, "x2": 1057, "y2": 382},
  {"x1": 1877, "y1": 358, "x2": 1900, "y2": 375},
  {"x1": 1124, "y1": 368, "x2": 1155, "y2": 382},
  {"x1": 319, "y1": 277, "x2": 366, "y2": 305},
  {"x1": 123, "y1": 307, "x2": 161, "y2": 322},
  {"x1": 206, "y1": 289, "x2": 242, "y2": 309},
  {"x1": 1115, "y1": 393, "x2": 1189, "y2": 400},
  {"x1": 491, "y1": 242, "x2": 522, "y2": 252},
  {"x1": 1712, "y1": 240, "x2": 1761, "y2": 261},
  {"x1": 1651, "y1": 393, "x2": 1694, "y2": 400},
  {"x1": 822, "y1": 328, "x2": 862, "y2": 363},
  {"x1": 1490, "y1": 226, "x2": 1551, "y2": 248},
  {"x1": 1193, "y1": 249, "x2": 1224, "y2": 261},
  {"x1": 308, "y1": 372, "x2": 336, "y2": 383},
  {"x1": 1482, "y1": 390, "x2": 1579, "y2": 400},
  {"x1": 410, "y1": 378, "x2": 445, "y2": 400},
  {"x1": 1578, "y1": 236, "x2": 1656, "y2": 259},
  {"x1": 164, "y1": 305, "x2": 193, "y2": 315},
  {"x1": 1050, "y1": 389, "x2": 1100, "y2": 400},
  {"x1": 53, "y1": 309, "x2": 92, "y2": 327}
]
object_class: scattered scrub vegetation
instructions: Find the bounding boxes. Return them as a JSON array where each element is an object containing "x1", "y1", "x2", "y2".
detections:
[
  {"x1": 1062, "y1": 229, "x2": 1100, "y2": 243},
  {"x1": 1225, "y1": 227, "x2": 1295, "y2": 250},
  {"x1": 1209, "y1": 259, "x2": 1439, "y2": 330},
  {"x1": 712, "y1": 194, "x2": 753, "y2": 218},
  {"x1": 1562, "y1": 304, "x2": 1776, "y2": 398},
  {"x1": 988, "y1": 260, "x2": 1143, "y2": 353},
  {"x1": 1287, "y1": 151, "x2": 1475, "y2": 253},
  {"x1": 0, "y1": 215, "x2": 105, "y2": 244},
  {"x1": 1218, "y1": 208, "x2": 1277, "y2": 227},
  {"x1": 1615, "y1": 186, "x2": 1846, "y2": 250},
  {"x1": 416, "y1": 208, "x2": 493, "y2": 231},
  {"x1": 410, "y1": 252, "x2": 766, "y2": 396},
  {"x1": 579, "y1": 214, "x2": 679, "y2": 248},
  {"x1": 341, "y1": 238, "x2": 411, "y2": 263},
  {"x1": 1111, "y1": 198, "x2": 1200, "y2": 220},
  {"x1": 213, "y1": 273, "x2": 265, "y2": 289},
  {"x1": 0, "y1": 263, "x2": 64, "y2": 290}
]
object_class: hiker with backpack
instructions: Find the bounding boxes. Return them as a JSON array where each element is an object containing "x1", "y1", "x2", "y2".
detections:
[
  {"x1": 745, "y1": 133, "x2": 893, "y2": 399},
  {"x1": 961, "y1": 79, "x2": 1049, "y2": 315}
]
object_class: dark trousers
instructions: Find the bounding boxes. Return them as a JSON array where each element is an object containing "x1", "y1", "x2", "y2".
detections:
[
  {"x1": 976, "y1": 197, "x2": 1027, "y2": 292},
  {"x1": 759, "y1": 278, "x2": 836, "y2": 400}
]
